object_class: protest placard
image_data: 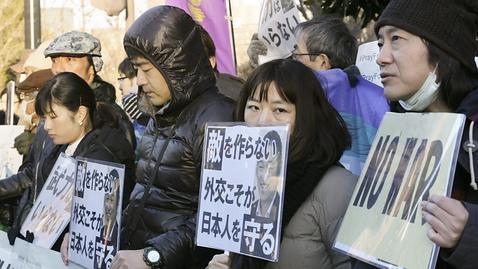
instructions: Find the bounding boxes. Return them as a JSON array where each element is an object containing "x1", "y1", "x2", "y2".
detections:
[
  {"x1": 356, "y1": 41, "x2": 382, "y2": 87},
  {"x1": 0, "y1": 125, "x2": 24, "y2": 179},
  {"x1": 334, "y1": 112, "x2": 466, "y2": 269},
  {"x1": 196, "y1": 123, "x2": 290, "y2": 262},
  {"x1": 0, "y1": 230, "x2": 82, "y2": 269},
  {"x1": 68, "y1": 158, "x2": 124, "y2": 269},
  {"x1": 20, "y1": 152, "x2": 77, "y2": 249},
  {"x1": 258, "y1": 0, "x2": 301, "y2": 64}
]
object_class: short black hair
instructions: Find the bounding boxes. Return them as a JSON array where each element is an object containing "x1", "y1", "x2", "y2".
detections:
[
  {"x1": 236, "y1": 59, "x2": 351, "y2": 165},
  {"x1": 425, "y1": 40, "x2": 478, "y2": 111},
  {"x1": 118, "y1": 58, "x2": 137, "y2": 79},
  {"x1": 93, "y1": 79, "x2": 116, "y2": 103},
  {"x1": 198, "y1": 25, "x2": 217, "y2": 71}
]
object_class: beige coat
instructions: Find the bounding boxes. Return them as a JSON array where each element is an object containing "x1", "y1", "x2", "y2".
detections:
[{"x1": 267, "y1": 166, "x2": 357, "y2": 269}]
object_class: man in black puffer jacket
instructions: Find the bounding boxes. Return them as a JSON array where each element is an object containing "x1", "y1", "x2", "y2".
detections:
[{"x1": 113, "y1": 6, "x2": 234, "y2": 269}]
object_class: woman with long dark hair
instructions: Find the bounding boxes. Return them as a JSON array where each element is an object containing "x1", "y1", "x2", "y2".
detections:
[
  {"x1": 0, "y1": 72, "x2": 134, "y2": 250},
  {"x1": 208, "y1": 59, "x2": 357, "y2": 269}
]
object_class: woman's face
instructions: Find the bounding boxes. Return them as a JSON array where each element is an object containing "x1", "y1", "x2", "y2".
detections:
[
  {"x1": 376, "y1": 26, "x2": 435, "y2": 101},
  {"x1": 43, "y1": 102, "x2": 84, "y2": 145},
  {"x1": 244, "y1": 83, "x2": 296, "y2": 132}
]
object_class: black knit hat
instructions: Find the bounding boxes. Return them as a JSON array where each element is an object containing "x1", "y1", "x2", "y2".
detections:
[{"x1": 375, "y1": 0, "x2": 478, "y2": 73}]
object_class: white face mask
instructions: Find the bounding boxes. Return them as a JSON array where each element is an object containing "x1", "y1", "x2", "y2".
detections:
[
  {"x1": 17, "y1": 99, "x2": 35, "y2": 130},
  {"x1": 399, "y1": 68, "x2": 441, "y2": 111}
]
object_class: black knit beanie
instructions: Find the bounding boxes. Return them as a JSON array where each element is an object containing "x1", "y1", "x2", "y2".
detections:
[{"x1": 375, "y1": 0, "x2": 478, "y2": 73}]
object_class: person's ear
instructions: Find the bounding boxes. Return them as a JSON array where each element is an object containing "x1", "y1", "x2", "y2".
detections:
[
  {"x1": 309, "y1": 53, "x2": 332, "y2": 71},
  {"x1": 86, "y1": 65, "x2": 95, "y2": 85},
  {"x1": 75, "y1": 106, "x2": 89, "y2": 126},
  {"x1": 209, "y1": 56, "x2": 217, "y2": 69},
  {"x1": 318, "y1": 54, "x2": 331, "y2": 70}
]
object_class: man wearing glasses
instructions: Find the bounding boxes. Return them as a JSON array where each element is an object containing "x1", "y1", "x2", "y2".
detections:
[{"x1": 293, "y1": 16, "x2": 390, "y2": 176}]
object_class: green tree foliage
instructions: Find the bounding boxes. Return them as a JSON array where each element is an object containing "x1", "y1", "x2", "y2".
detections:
[
  {"x1": 299, "y1": 0, "x2": 389, "y2": 28},
  {"x1": 0, "y1": 0, "x2": 24, "y2": 88}
]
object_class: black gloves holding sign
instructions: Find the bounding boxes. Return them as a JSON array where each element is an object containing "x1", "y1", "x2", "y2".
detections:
[{"x1": 7, "y1": 226, "x2": 34, "y2": 245}]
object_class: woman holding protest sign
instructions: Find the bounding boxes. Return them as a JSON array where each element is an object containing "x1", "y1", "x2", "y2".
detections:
[
  {"x1": 374, "y1": 0, "x2": 478, "y2": 267},
  {"x1": 0, "y1": 72, "x2": 134, "y2": 251},
  {"x1": 207, "y1": 58, "x2": 357, "y2": 269}
]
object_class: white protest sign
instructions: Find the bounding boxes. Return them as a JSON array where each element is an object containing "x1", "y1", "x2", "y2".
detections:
[
  {"x1": 21, "y1": 152, "x2": 77, "y2": 248},
  {"x1": 0, "y1": 125, "x2": 24, "y2": 178},
  {"x1": 68, "y1": 158, "x2": 124, "y2": 269},
  {"x1": 196, "y1": 123, "x2": 290, "y2": 262},
  {"x1": 0, "y1": 230, "x2": 83, "y2": 269},
  {"x1": 258, "y1": 0, "x2": 301, "y2": 64},
  {"x1": 356, "y1": 41, "x2": 383, "y2": 87},
  {"x1": 334, "y1": 112, "x2": 465, "y2": 269}
]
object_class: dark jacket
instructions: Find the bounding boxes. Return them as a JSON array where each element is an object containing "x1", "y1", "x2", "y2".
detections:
[
  {"x1": 0, "y1": 124, "x2": 134, "y2": 242},
  {"x1": 387, "y1": 89, "x2": 478, "y2": 269},
  {"x1": 121, "y1": 6, "x2": 234, "y2": 269},
  {"x1": 216, "y1": 72, "x2": 244, "y2": 101},
  {"x1": 441, "y1": 88, "x2": 478, "y2": 269}
]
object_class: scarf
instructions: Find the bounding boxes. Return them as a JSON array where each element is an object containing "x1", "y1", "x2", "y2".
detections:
[{"x1": 231, "y1": 160, "x2": 333, "y2": 269}]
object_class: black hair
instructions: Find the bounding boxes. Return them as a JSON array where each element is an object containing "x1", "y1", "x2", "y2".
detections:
[
  {"x1": 198, "y1": 25, "x2": 218, "y2": 71},
  {"x1": 92, "y1": 78, "x2": 117, "y2": 104},
  {"x1": 294, "y1": 15, "x2": 357, "y2": 69},
  {"x1": 425, "y1": 41, "x2": 478, "y2": 110},
  {"x1": 236, "y1": 59, "x2": 351, "y2": 166},
  {"x1": 35, "y1": 72, "x2": 119, "y2": 129},
  {"x1": 118, "y1": 58, "x2": 137, "y2": 79}
]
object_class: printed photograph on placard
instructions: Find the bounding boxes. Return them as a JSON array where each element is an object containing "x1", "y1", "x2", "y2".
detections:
[{"x1": 196, "y1": 123, "x2": 290, "y2": 262}]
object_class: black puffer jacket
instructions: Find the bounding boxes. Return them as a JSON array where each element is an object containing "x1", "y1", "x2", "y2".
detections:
[
  {"x1": 0, "y1": 125, "x2": 135, "y2": 239},
  {"x1": 121, "y1": 6, "x2": 234, "y2": 269}
]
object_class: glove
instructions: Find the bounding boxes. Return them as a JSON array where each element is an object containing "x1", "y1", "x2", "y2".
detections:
[
  {"x1": 247, "y1": 33, "x2": 268, "y2": 68},
  {"x1": 13, "y1": 131, "x2": 34, "y2": 156},
  {"x1": 7, "y1": 226, "x2": 34, "y2": 245}
]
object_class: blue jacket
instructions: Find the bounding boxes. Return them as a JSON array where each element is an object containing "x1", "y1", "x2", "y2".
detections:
[{"x1": 316, "y1": 68, "x2": 390, "y2": 176}]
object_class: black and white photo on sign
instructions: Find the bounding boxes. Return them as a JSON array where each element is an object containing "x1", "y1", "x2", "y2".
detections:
[
  {"x1": 68, "y1": 158, "x2": 124, "y2": 269},
  {"x1": 197, "y1": 124, "x2": 289, "y2": 262},
  {"x1": 20, "y1": 153, "x2": 77, "y2": 249}
]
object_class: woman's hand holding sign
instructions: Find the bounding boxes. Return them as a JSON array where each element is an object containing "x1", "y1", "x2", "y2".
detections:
[
  {"x1": 207, "y1": 253, "x2": 231, "y2": 269},
  {"x1": 422, "y1": 195, "x2": 469, "y2": 248}
]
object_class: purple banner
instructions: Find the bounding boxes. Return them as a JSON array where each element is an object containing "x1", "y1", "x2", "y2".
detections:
[{"x1": 165, "y1": 1, "x2": 236, "y2": 75}]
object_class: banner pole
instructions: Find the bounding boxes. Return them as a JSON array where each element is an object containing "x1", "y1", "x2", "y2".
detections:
[{"x1": 226, "y1": 0, "x2": 237, "y2": 72}]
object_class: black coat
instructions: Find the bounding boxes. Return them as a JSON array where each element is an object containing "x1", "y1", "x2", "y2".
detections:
[
  {"x1": 383, "y1": 89, "x2": 478, "y2": 269},
  {"x1": 0, "y1": 124, "x2": 135, "y2": 236},
  {"x1": 441, "y1": 88, "x2": 478, "y2": 269},
  {"x1": 121, "y1": 6, "x2": 234, "y2": 269}
]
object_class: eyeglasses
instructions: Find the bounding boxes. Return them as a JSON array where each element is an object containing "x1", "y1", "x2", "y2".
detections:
[{"x1": 291, "y1": 52, "x2": 323, "y2": 60}]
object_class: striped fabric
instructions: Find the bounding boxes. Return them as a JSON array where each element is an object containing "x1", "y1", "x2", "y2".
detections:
[{"x1": 122, "y1": 93, "x2": 142, "y2": 120}]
